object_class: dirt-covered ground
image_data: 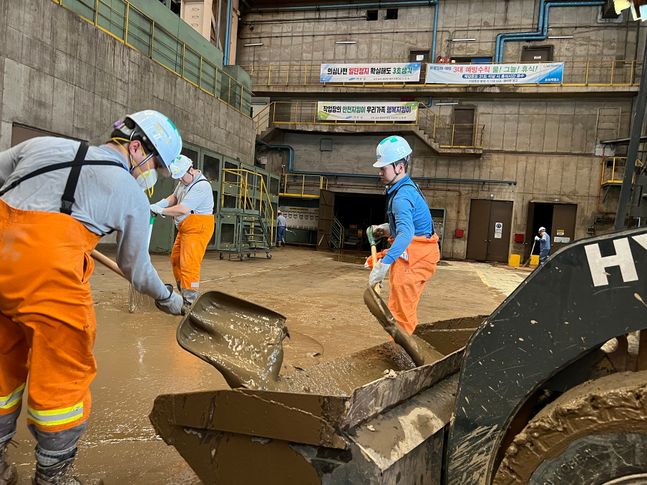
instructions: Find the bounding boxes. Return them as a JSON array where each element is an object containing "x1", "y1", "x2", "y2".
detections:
[{"x1": 9, "y1": 246, "x2": 528, "y2": 484}]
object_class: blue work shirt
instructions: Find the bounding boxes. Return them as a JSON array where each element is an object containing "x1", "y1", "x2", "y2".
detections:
[
  {"x1": 539, "y1": 233, "x2": 551, "y2": 255},
  {"x1": 383, "y1": 174, "x2": 433, "y2": 265}
]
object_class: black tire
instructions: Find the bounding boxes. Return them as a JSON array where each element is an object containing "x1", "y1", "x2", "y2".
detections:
[{"x1": 494, "y1": 371, "x2": 647, "y2": 485}]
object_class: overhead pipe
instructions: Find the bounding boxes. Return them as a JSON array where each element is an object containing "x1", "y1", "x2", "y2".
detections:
[
  {"x1": 247, "y1": 1, "x2": 436, "y2": 12},
  {"x1": 494, "y1": 0, "x2": 605, "y2": 62},
  {"x1": 256, "y1": 141, "x2": 515, "y2": 185},
  {"x1": 430, "y1": 0, "x2": 439, "y2": 62},
  {"x1": 224, "y1": 0, "x2": 233, "y2": 64}
]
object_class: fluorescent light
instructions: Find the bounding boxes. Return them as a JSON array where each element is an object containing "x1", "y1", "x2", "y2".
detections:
[
  {"x1": 547, "y1": 35, "x2": 573, "y2": 39},
  {"x1": 450, "y1": 38, "x2": 475, "y2": 42},
  {"x1": 335, "y1": 40, "x2": 357, "y2": 45},
  {"x1": 243, "y1": 42, "x2": 263, "y2": 47},
  {"x1": 435, "y1": 102, "x2": 458, "y2": 106}
]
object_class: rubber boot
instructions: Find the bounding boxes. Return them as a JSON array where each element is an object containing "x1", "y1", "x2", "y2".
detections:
[
  {"x1": 0, "y1": 444, "x2": 17, "y2": 485},
  {"x1": 33, "y1": 458, "x2": 81, "y2": 485}
]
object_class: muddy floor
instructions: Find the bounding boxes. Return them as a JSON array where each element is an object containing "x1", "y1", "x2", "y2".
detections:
[{"x1": 9, "y1": 247, "x2": 529, "y2": 484}]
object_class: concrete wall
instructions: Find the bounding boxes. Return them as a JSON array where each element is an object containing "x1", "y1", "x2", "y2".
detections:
[
  {"x1": 0, "y1": 0, "x2": 255, "y2": 163},
  {"x1": 238, "y1": 1, "x2": 637, "y2": 65}
]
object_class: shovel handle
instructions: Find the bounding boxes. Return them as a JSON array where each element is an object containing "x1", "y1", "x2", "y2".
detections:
[
  {"x1": 371, "y1": 245, "x2": 378, "y2": 266},
  {"x1": 91, "y1": 250, "x2": 127, "y2": 280}
]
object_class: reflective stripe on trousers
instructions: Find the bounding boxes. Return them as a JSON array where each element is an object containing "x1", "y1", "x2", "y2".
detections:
[
  {"x1": 171, "y1": 214, "x2": 215, "y2": 290},
  {"x1": 0, "y1": 384, "x2": 25, "y2": 412},
  {"x1": 0, "y1": 199, "x2": 100, "y2": 433}
]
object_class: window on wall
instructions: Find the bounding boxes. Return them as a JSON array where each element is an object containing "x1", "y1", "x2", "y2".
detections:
[
  {"x1": 203, "y1": 154, "x2": 221, "y2": 182},
  {"x1": 386, "y1": 9, "x2": 398, "y2": 20},
  {"x1": 367, "y1": 9, "x2": 378, "y2": 21},
  {"x1": 521, "y1": 45, "x2": 553, "y2": 62}
]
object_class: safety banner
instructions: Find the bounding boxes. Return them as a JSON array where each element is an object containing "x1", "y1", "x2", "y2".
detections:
[
  {"x1": 320, "y1": 63, "x2": 421, "y2": 83},
  {"x1": 316, "y1": 101, "x2": 418, "y2": 122},
  {"x1": 425, "y1": 62, "x2": 564, "y2": 84}
]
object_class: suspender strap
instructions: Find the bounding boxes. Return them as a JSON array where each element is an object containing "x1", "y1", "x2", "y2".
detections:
[{"x1": 60, "y1": 142, "x2": 89, "y2": 214}]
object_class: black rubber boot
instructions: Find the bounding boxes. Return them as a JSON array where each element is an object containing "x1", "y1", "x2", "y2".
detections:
[
  {"x1": 33, "y1": 458, "x2": 81, "y2": 485},
  {"x1": 0, "y1": 444, "x2": 17, "y2": 485}
]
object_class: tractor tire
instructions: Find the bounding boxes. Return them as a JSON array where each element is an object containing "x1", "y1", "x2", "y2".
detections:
[{"x1": 494, "y1": 370, "x2": 647, "y2": 485}]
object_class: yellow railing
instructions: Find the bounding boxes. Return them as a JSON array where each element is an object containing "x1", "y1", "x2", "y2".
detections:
[
  {"x1": 600, "y1": 157, "x2": 627, "y2": 186},
  {"x1": 54, "y1": 0, "x2": 251, "y2": 114},
  {"x1": 221, "y1": 168, "x2": 275, "y2": 241},
  {"x1": 280, "y1": 173, "x2": 328, "y2": 198},
  {"x1": 241, "y1": 60, "x2": 640, "y2": 88},
  {"x1": 256, "y1": 101, "x2": 484, "y2": 149}
]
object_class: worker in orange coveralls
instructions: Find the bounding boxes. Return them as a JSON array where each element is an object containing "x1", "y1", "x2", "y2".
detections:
[
  {"x1": 367, "y1": 135, "x2": 440, "y2": 336},
  {"x1": 150, "y1": 154, "x2": 215, "y2": 305},
  {"x1": 0, "y1": 110, "x2": 185, "y2": 485}
]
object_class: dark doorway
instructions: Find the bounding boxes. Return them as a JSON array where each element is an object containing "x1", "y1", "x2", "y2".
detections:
[
  {"x1": 335, "y1": 192, "x2": 386, "y2": 251},
  {"x1": 466, "y1": 199, "x2": 514, "y2": 262},
  {"x1": 521, "y1": 45, "x2": 553, "y2": 62},
  {"x1": 525, "y1": 202, "x2": 577, "y2": 259},
  {"x1": 11, "y1": 123, "x2": 80, "y2": 147},
  {"x1": 452, "y1": 107, "x2": 475, "y2": 147}
]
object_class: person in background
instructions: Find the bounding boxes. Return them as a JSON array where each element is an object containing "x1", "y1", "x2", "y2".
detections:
[
  {"x1": 367, "y1": 135, "x2": 440, "y2": 336},
  {"x1": 276, "y1": 210, "x2": 287, "y2": 247},
  {"x1": 150, "y1": 155, "x2": 215, "y2": 305},
  {"x1": 536, "y1": 226, "x2": 551, "y2": 265},
  {"x1": 0, "y1": 110, "x2": 184, "y2": 484}
]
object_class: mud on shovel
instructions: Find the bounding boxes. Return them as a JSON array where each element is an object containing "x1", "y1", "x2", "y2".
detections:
[
  {"x1": 176, "y1": 291, "x2": 289, "y2": 390},
  {"x1": 364, "y1": 226, "x2": 424, "y2": 366}
]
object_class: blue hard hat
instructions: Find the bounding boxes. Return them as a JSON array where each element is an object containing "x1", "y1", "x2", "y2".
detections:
[
  {"x1": 374, "y1": 135, "x2": 412, "y2": 168},
  {"x1": 126, "y1": 110, "x2": 182, "y2": 168}
]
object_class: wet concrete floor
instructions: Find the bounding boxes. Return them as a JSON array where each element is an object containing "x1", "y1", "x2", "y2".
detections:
[{"x1": 9, "y1": 247, "x2": 528, "y2": 484}]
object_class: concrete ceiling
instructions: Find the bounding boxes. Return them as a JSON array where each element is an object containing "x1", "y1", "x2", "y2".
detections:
[{"x1": 240, "y1": 0, "x2": 425, "y2": 11}]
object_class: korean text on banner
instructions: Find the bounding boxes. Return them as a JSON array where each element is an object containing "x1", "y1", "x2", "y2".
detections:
[
  {"x1": 320, "y1": 63, "x2": 421, "y2": 83},
  {"x1": 317, "y1": 102, "x2": 419, "y2": 122},
  {"x1": 425, "y1": 63, "x2": 564, "y2": 85}
]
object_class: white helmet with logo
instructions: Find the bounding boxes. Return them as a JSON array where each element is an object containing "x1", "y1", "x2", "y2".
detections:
[
  {"x1": 374, "y1": 135, "x2": 412, "y2": 168},
  {"x1": 169, "y1": 154, "x2": 193, "y2": 179},
  {"x1": 122, "y1": 110, "x2": 182, "y2": 169}
]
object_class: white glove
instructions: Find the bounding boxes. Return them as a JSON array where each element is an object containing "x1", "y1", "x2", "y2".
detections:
[
  {"x1": 150, "y1": 203, "x2": 165, "y2": 215},
  {"x1": 369, "y1": 261, "x2": 391, "y2": 287},
  {"x1": 155, "y1": 284, "x2": 185, "y2": 316},
  {"x1": 534, "y1": 235, "x2": 540, "y2": 241}
]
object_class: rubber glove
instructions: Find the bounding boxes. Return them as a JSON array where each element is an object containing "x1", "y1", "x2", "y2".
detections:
[
  {"x1": 369, "y1": 261, "x2": 391, "y2": 287},
  {"x1": 534, "y1": 235, "x2": 540, "y2": 241},
  {"x1": 155, "y1": 284, "x2": 184, "y2": 315},
  {"x1": 150, "y1": 203, "x2": 165, "y2": 216}
]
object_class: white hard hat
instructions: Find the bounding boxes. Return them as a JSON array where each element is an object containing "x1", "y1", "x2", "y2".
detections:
[
  {"x1": 169, "y1": 154, "x2": 193, "y2": 179},
  {"x1": 374, "y1": 135, "x2": 412, "y2": 168},
  {"x1": 538, "y1": 227, "x2": 546, "y2": 232},
  {"x1": 123, "y1": 110, "x2": 182, "y2": 169}
]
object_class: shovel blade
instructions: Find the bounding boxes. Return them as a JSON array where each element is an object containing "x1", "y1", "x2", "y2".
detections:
[
  {"x1": 177, "y1": 291, "x2": 288, "y2": 389},
  {"x1": 363, "y1": 285, "x2": 425, "y2": 366}
]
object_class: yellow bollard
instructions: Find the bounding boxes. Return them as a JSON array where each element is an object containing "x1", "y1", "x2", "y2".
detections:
[
  {"x1": 530, "y1": 255, "x2": 540, "y2": 267},
  {"x1": 508, "y1": 254, "x2": 521, "y2": 268}
]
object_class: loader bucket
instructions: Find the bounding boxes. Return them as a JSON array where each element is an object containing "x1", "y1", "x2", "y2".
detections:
[{"x1": 151, "y1": 315, "x2": 485, "y2": 484}]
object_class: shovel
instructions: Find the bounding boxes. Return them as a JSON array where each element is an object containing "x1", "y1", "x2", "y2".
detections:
[
  {"x1": 363, "y1": 284, "x2": 425, "y2": 366},
  {"x1": 176, "y1": 291, "x2": 289, "y2": 389}
]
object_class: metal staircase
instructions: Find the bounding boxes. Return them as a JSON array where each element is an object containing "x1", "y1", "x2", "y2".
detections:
[{"x1": 218, "y1": 168, "x2": 275, "y2": 260}]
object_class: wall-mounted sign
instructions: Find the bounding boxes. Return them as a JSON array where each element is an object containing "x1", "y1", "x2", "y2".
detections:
[
  {"x1": 316, "y1": 101, "x2": 418, "y2": 122},
  {"x1": 320, "y1": 63, "x2": 421, "y2": 83},
  {"x1": 425, "y1": 62, "x2": 564, "y2": 85},
  {"x1": 494, "y1": 222, "x2": 503, "y2": 239}
]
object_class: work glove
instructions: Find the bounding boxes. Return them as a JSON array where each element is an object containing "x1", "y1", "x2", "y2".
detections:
[
  {"x1": 534, "y1": 235, "x2": 540, "y2": 241},
  {"x1": 369, "y1": 261, "x2": 391, "y2": 287},
  {"x1": 150, "y1": 203, "x2": 165, "y2": 216},
  {"x1": 155, "y1": 284, "x2": 184, "y2": 315}
]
